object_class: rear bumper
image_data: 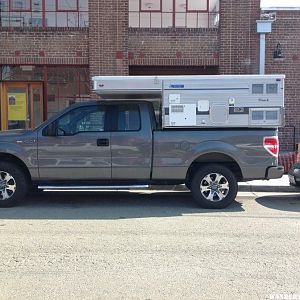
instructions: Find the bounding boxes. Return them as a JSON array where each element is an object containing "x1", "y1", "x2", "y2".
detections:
[{"x1": 266, "y1": 166, "x2": 284, "y2": 179}]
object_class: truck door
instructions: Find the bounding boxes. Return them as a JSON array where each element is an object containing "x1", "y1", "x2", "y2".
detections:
[
  {"x1": 37, "y1": 104, "x2": 112, "y2": 180},
  {"x1": 110, "y1": 103, "x2": 153, "y2": 180}
]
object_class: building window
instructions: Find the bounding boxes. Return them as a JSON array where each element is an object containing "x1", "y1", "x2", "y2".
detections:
[
  {"x1": 11, "y1": 0, "x2": 31, "y2": 11},
  {"x1": 187, "y1": 0, "x2": 208, "y2": 11},
  {"x1": 0, "y1": 65, "x2": 90, "y2": 119},
  {"x1": 46, "y1": 66, "x2": 90, "y2": 118},
  {"x1": 140, "y1": 0, "x2": 161, "y2": 11},
  {"x1": 129, "y1": 0, "x2": 219, "y2": 28},
  {"x1": 0, "y1": 0, "x2": 88, "y2": 28},
  {"x1": 57, "y1": 0, "x2": 78, "y2": 11}
]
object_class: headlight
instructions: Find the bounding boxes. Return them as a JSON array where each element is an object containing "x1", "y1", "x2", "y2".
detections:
[{"x1": 294, "y1": 168, "x2": 300, "y2": 173}]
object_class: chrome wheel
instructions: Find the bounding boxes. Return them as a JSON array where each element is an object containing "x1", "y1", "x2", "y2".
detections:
[
  {"x1": 200, "y1": 173, "x2": 229, "y2": 202},
  {"x1": 0, "y1": 171, "x2": 17, "y2": 201}
]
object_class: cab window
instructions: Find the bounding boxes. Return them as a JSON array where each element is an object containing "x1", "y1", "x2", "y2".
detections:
[
  {"x1": 56, "y1": 105, "x2": 107, "y2": 136},
  {"x1": 116, "y1": 104, "x2": 141, "y2": 132}
]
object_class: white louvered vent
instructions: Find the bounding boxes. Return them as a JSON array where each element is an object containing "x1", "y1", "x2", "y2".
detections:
[{"x1": 171, "y1": 105, "x2": 184, "y2": 113}]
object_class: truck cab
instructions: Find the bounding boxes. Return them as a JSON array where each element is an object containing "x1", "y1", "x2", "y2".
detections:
[{"x1": 39, "y1": 101, "x2": 155, "y2": 182}]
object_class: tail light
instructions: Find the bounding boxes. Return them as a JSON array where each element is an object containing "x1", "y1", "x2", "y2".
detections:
[{"x1": 263, "y1": 136, "x2": 279, "y2": 157}]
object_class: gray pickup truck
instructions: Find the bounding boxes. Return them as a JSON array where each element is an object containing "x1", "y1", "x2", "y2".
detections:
[{"x1": 0, "y1": 101, "x2": 283, "y2": 208}]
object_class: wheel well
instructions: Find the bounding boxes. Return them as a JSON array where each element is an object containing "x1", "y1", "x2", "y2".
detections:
[
  {"x1": 186, "y1": 153, "x2": 243, "y2": 184},
  {"x1": 0, "y1": 153, "x2": 32, "y2": 182}
]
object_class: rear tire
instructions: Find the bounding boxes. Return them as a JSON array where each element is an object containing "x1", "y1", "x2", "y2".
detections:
[
  {"x1": 190, "y1": 164, "x2": 238, "y2": 209},
  {"x1": 0, "y1": 162, "x2": 29, "y2": 208}
]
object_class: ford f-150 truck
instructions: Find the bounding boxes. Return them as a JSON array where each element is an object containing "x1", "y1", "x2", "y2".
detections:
[{"x1": 0, "y1": 100, "x2": 283, "y2": 208}]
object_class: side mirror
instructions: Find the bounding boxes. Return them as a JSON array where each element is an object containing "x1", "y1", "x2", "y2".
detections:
[{"x1": 42, "y1": 123, "x2": 57, "y2": 137}]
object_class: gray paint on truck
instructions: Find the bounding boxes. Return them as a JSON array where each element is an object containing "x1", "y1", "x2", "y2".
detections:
[{"x1": 0, "y1": 101, "x2": 282, "y2": 185}]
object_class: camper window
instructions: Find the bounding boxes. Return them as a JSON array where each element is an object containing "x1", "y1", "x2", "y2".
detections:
[
  {"x1": 252, "y1": 84, "x2": 264, "y2": 94},
  {"x1": 266, "y1": 111, "x2": 278, "y2": 121},
  {"x1": 266, "y1": 84, "x2": 278, "y2": 94}
]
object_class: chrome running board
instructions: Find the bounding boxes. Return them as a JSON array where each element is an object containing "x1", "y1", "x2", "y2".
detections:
[{"x1": 38, "y1": 185, "x2": 150, "y2": 191}]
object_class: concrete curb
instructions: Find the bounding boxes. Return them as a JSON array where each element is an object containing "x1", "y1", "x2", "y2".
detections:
[
  {"x1": 238, "y1": 185, "x2": 299, "y2": 193},
  {"x1": 149, "y1": 184, "x2": 300, "y2": 193}
]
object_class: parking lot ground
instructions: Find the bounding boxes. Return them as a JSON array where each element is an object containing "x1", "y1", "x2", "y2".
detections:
[{"x1": 0, "y1": 191, "x2": 299, "y2": 300}]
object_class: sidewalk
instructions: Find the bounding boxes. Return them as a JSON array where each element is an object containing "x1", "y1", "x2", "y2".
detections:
[
  {"x1": 238, "y1": 175, "x2": 298, "y2": 192},
  {"x1": 151, "y1": 175, "x2": 299, "y2": 193}
]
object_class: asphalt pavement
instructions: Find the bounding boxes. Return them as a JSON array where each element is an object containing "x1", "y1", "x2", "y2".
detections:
[{"x1": 0, "y1": 190, "x2": 299, "y2": 300}]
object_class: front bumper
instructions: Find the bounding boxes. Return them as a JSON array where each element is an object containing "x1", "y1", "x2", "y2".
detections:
[{"x1": 266, "y1": 166, "x2": 284, "y2": 179}]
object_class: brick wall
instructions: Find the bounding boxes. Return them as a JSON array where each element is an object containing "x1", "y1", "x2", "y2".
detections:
[
  {"x1": 89, "y1": 0, "x2": 129, "y2": 77},
  {"x1": 0, "y1": 28, "x2": 89, "y2": 65},
  {"x1": 265, "y1": 10, "x2": 300, "y2": 151},
  {"x1": 128, "y1": 28, "x2": 219, "y2": 68},
  {"x1": 0, "y1": 0, "x2": 298, "y2": 153},
  {"x1": 219, "y1": 0, "x2": 260, "y2": 74},
  {"x1": 218, "y1": 1, "x2": 299, "y2": 151}
]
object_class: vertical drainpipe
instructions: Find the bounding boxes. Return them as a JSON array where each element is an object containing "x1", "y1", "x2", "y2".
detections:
[
  {"x1": 259, "y1": 33, "x2": 266, "y2": 74},
  {"x1": 256, "y1": 20, "x2": 274, "y2": 75}
]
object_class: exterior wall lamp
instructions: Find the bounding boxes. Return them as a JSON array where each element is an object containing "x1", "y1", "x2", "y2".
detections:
[{"x1": 273, "y1": 43, "x2": 284, "y2": 59}]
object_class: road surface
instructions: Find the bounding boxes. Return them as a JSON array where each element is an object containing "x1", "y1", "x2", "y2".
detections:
[{"x1": 0, "y1": 191, "x2": 299, "y2": 299}]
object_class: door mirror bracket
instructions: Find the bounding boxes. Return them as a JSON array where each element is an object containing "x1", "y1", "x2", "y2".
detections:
[{"x1": 43, "y1": 123, "x2": 57, "y2": 137}]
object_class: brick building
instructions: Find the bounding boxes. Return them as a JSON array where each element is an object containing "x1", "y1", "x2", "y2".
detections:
[{"x1": 0, "y1": 0, "x2": 299, "y2": 151}]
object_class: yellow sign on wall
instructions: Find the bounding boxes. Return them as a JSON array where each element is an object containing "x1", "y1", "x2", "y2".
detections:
[{"x1": 7, "y1": 93, "x2": 27, "y2": 121}]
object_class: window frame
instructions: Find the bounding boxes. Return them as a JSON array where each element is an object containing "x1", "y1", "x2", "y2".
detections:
[{"x1": 10, "y1": 0, "x2": 32, "y2": 12}]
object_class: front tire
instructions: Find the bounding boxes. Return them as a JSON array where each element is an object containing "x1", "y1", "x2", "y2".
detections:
[
  {"x1": 190, "y1": 164, "x2": 238, "y2": 209},
  {"x1": 0, "y1": 162, "x2": 29, "y2": 208}
]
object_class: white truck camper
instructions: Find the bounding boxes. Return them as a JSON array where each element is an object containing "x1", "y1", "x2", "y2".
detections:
[{"x1": 92, "y1": 75, "x2": 285, "y2": 128}]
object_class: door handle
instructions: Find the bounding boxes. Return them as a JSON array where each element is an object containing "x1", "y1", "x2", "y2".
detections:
[{"x1": 97, "y1": 138, "x2": 109, "y2": 147}]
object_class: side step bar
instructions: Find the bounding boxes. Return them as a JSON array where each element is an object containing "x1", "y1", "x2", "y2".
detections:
[{"x1": 38, "y1": 185, "x2": 150, "y2": 191}]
